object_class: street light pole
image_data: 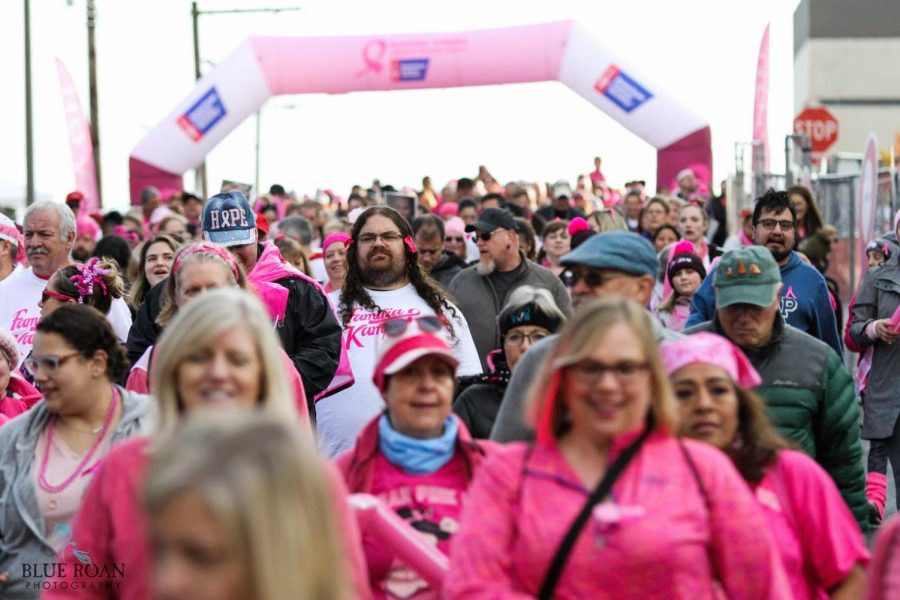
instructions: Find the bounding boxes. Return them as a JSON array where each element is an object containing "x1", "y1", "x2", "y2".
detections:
[
  {"x1": 24, "y1": 0, "x2": 35, "y2": 206},
  {"x1": 86, "y1": 0, "x2": 103, "y2": 207},
  {"x1": 191, "y1": 1, "x2": 208, "y2": 199}
]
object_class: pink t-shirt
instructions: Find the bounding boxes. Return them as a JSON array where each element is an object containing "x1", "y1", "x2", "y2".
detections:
[
  {"x1": 365, "y1": 452, "x2": 469, "y2": 599},
  {"x1": 754, "y1": 450, "x2": 869, "y2": 599}
]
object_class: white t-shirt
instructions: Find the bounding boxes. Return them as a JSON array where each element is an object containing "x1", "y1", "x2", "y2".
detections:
[
  {"x1": 0, "y1": 267, "x2": 132, "y2": 366},
  {"x1": 317, "y1": 284, "x2": 482, "y2": 458}
]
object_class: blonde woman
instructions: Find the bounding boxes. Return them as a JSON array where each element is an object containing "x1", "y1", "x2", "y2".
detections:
[
  {"x1": 145, "y1": 409, "x2": 350, "y2": 600},
  {"x1": 45, "y1": 289, "x2": 369, "y2": 599},
  {"x1": 447, "y1": 298, "x2": 789, "y2": 598}
]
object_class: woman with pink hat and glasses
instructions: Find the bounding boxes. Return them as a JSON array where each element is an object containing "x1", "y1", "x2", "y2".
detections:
[
  {"x1": 322, "y1": 231, "x2": 350, "y2": 293},
  {"x1": 447, "y1": 298, "x2": 788, "y2": 599},
  {"x1": 661, "y1": 332, "x2": 868, "y2": 599},
  {"x1": 336, "y1": 315, "x2": 489, "y2": 599}
]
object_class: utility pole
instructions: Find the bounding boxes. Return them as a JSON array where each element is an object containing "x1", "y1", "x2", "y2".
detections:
[
  {"x1": 86, "y1": 0, "x2": 102, "y2": 207},
  {"x1": 191, "y1": 3, "x2": 300, "y2": 200},
  {"x1": 24, "y1": 0, "x2": 35, "y2": 206}
]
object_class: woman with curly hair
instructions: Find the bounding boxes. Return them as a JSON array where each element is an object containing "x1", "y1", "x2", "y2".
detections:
[{"x1": 318, "y1": 206, "x2": 482, "y2": 458}]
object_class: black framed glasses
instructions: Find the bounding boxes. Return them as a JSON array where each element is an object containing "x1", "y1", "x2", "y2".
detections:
[
  {"x1": 570, "y1": 359, "x2": 650, "y2": 385},
  {"x1": 560, "y1": 269, "x2": 626, "y2": 288},
  {"x1": 382, "y1": 315, "x2": 443, "y2": 338},
  {"x1": 756, "y1": 219, "x2": 795, "y2": 231},
  {"x1": 358, "y1": 231, "x2": 404, "y2": 244}
]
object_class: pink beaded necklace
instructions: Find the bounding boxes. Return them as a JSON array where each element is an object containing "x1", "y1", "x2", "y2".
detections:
[{"x1": 38, "y1": 387, "x2": 119, "y2": 494}]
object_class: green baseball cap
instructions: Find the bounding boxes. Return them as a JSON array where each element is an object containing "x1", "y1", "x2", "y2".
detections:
[{"x1": 713, "y1": 246, "x2": 782, "y2": 309}]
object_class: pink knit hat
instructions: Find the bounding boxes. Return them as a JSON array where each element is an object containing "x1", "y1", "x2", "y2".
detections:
[
  {"x1": 659, "y1": 332, "x2": 762, "y2": 389},
  {"x1": 372, "y1": 317, "x2": 458, "y2": 393},
  {"x1": 76, "y1": 215, "x2": 100, "y2": 239},
  {"x1": 443, "y1": 216, "x2": 465, "y2": 237},
  {"x1": 322, "y1": 231, "x2": 351, "y2": 253}
]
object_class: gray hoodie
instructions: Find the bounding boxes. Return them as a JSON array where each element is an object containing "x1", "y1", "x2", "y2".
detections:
[{"x1": 0, "y1": 387, "x2": 153, "y2": 599}]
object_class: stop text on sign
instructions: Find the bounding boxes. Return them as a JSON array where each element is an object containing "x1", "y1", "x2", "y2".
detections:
[{"x1": 793, "y1": 107, "x2": 839, "y2": 153}]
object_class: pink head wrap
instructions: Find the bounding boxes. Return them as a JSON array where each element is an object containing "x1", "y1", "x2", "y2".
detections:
[
  {"x1": 171, "y1": 242, "x2": 241, "y2": 282},
  {"x1": 660, "y1": 332, "x2": 762, "y2": 389},
  {"x1": 0, "y1": 214, "x2": 25, "y2": 265},
  {"x1": 437, "y1": 202, "x2": 459, "y2": 219},
  {"x1": 444, "y1": 216, "x2": 465, "y2": 237},
  {"x1": 322, "y1": 231, "x2": 351, "y2": 253},
  {"x1": 76, "y1": 215, "x2": 100, "y2": 239}
]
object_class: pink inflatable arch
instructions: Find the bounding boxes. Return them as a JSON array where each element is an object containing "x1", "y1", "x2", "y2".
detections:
[{"x1": 129, "y1": 21, "x2": 711, "y2": 202}]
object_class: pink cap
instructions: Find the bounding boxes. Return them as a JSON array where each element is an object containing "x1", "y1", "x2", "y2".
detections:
[
  {"x1": 0, "y1": 214, "x2": 25, "y2": 265},
  {"x1": 437, "y1": 202, "x2": 459, "y2": 218},
  {"x1": 322, "y1": 231, "x2": 351, "y2": 253},
  {"x1": 444, "y1": 216, "x2": 465, "y2": 237},
  {"x1": 372, "y1": 320, "x2": 458, "y2": 393},
  {"x1": 76, "y1": 215, "x2": 100, "y2": 238},
  {"x1": 659, "y1": 332, "x2": 762, "y2": 389}
]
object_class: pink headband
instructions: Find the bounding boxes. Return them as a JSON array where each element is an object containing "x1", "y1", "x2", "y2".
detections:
[
  {"x1": 322, "y1": 231, "x2": 351, "y2": 253},
  {"x1": 659, "y1": 332, "x2": 762, "y2": 389},
  {"x1": 172, "y1": 242, "x2": 241, "y2": 282}
]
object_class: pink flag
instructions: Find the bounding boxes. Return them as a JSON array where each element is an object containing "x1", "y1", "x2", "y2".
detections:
[
  {"x1": 55, "y1": 58, "x2": 99, "y2": 215},
  {"x1": 857, "y1": 133, "x2": 879, "y2": 285},
  {"x1": 752, "y1": 24, "x2": 770, "y2": 172}
]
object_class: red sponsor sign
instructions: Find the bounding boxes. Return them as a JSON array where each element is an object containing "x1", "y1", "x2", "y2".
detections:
[{"x1": 793, "y1": 107, "x2": 839, "y2": 153}]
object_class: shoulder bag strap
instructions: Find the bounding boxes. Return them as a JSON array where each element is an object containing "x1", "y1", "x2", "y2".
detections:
[{"x1": 537, "y1": 427, "x2": 651, "y2": 600}]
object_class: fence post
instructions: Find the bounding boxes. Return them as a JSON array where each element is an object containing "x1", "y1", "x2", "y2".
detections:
[{"x1": 848, "y1": 180, "x2": 856, "y2": 293}]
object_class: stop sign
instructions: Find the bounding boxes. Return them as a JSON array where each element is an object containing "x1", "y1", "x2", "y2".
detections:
[{"x1": 793, "y1": 107, "x2": 839, "y2": 153}]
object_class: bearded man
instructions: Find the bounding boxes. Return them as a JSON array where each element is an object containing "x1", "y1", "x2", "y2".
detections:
[
  {"x1": 317, "y1": 206, "x2": 482, "y2": 457},
  {"x1": 448, "y1": 207, "x2": 571, "y2": 370}
]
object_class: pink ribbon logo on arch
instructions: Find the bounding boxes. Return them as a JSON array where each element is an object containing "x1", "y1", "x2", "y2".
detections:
[{"x1": 356, "y1": 40, "x2": 387, "y2": 77}]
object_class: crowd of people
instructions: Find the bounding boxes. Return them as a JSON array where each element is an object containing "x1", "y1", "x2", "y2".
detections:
[{"x1": 0, "y1": 163, "x2": 899, "y2": 598}]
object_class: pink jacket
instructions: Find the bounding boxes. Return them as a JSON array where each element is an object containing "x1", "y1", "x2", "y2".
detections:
[
  {"x1": 249, "y1": 241, "x2": 353, "y2": 401},
  {"x1": 0, "y1": 374, "x2": 41, "y2": 424},
  {"x1": 867, "y1": 515, "x2": 900, "y2": 600},
  {"x1": 45, "y1": 437, "x2": 370, "y2": 599},
  {"x1": 446, "y1": 432, "x2": 790, "y2": 599}
]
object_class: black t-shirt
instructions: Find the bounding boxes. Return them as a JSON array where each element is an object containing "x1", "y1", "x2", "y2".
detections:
[{"x1": 490, "y1": 267, "x2": 520, "y2": 305}]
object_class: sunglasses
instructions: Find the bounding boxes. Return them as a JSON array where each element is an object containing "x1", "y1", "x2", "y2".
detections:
[
  {"x1": 445, "y1": 236, "x2": 465, "y2": 243},
  {"x1": 41, "y1": 289, "x2": 73, "y2": 304},
  {"x1": 475, "y1": 230, "x2": 498, "y2": 242},
  {"x1": 560, "y1": 269, "x2": 626, "y2": 288},
  {"x1": 383, "y1": 315, "x2": 443, "y2": 338}
]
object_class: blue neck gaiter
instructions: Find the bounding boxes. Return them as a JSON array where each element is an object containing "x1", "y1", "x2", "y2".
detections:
[{"x1": 378, "y1": 414, "x2": 458, "y2": 475}]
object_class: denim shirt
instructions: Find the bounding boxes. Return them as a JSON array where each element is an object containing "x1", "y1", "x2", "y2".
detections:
[{"x1": 0, "y1": 387, "x2": 153, "y2": 599}]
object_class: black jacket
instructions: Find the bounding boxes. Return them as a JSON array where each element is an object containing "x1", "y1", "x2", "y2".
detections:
[
  {"x1": 125, "y1": 250, "x2": 342, "y2": 402},
  {"x1": 430, "y1": 251, "x2": 466, "y2": 291}
]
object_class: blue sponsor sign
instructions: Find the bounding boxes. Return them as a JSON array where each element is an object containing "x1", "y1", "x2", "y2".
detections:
[
  {"x1": 177, "y1": 87, "x2": 227, "y2": 141},
  {"x1": 391, "y1": 58, "x2": 429, "y2": 82},
  {"x1": 594, "y1": 66, "x2": 653, "y2": 113}
]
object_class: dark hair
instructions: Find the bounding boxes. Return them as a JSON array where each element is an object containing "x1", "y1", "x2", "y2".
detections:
[
  {"x1": 624, "y1": 190, "x2": 642, "y2": 202},
  {"x1": 457, "y1": 178, "x2": 475, "y2": 191},
  {"x1": 480, "y1": 193, "x2": 505, "y2": 208},
  {"x1": 652, "y1": 224, "x2": 681, "y2": 245},
  {"x1": 102, "y1": 211, "x2": 124, "y2": 228},
  {"x1": 132, "y1": 234, "x2": 182, "y2": 311},
  {"x1": 340, "y1": 207, "x2": 459, "y2": 336},
  {"x1": 457, "y1": 198, "x2": 478, "y2": 212},
  {"x1": 515, "y1": 217, "x2": 537, "y2": 261},
  {"x1": 36, "y1": 304, "x2": 129, "y2": 381},
  {"x1": 52, "y1": 259, "x2": 126, "y2": 315},
  {"x1": 752, "y1": 189, "x2": 796, "y2": 226},
  {"x1": 786, "y1": 185, "x2": 824, "y2": 237},
  {"x1": 412, "y1": 214, "x2": 445, "y2": 241},
  {"x1": 725, "y1": 385, "x2": 792, "y2": 484},
  {"x1": 93, "y1": 235, "x2": 132, "y2": 277}
]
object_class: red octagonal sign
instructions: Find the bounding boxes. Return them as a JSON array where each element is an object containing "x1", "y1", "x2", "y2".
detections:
[{"x1": 793, "y1": 107, "x2": 839, "y2": 153}]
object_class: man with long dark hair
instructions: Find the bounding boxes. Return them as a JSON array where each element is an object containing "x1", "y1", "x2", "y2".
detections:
[{"x1": 318, "y1": 206, "x2": 481, "y2": 458}]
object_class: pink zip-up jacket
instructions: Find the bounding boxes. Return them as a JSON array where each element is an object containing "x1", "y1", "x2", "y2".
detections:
[
  {"x1": 0, "y1": 373, "x2": 41, "y2": 424},
  {"x1": 446, "y1": 430, "x2": 790, "y2": 599},
  {"x1": 45, "y1": 437, "x2": 371, "y2": 599}
]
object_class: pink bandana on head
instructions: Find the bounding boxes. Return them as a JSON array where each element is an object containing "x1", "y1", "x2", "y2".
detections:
[
  {"x1": 171, "y1": 242, "x2": 241, "y2": 282},
  {"x1": 659, "y1": 332, "x2": 762, "y2": 389},
  {"x1": 322, "y1": 232, "x2": 351, "y2": 253}
]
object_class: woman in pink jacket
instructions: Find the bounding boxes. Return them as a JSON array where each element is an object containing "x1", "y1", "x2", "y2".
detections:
[
  {"x1": 0, "y1": 328, "x2": 40, "y2": 425},
  {"x1": 661, "y1": 332, "x2": 869, "y2": 599},
  {"x1": 446, "y1": 298, "x2": 789, "y2": 599},
  {"x1": 46, "y1": 289, "x2": 370, "y2": 599}
]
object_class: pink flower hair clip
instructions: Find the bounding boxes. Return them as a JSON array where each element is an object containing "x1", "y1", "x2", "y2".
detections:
[{"x1": 69, "y1": 257, "x2": 111, "y2": 303}]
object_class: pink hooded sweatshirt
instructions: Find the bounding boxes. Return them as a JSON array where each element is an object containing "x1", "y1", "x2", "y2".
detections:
[
  {"x1": 45, "y1": 437, "x2": 371, "y2": 599},
  {"x1": 446, "y1": 431, "x2": 790, "y2": 599},
  {"x1": 0, "y1": 373, "x2": 41, "y2": 424},
  {"x1": 248, "y1": 241, "x2": 354, "y2": 401}
]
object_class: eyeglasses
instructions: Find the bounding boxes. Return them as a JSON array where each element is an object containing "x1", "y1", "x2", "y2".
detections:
[
  {"x1": 505, "y1": 331, "x2": 549, "y2": 346},
  {"x1": 41, "y1": 289, "x2": 73, "y2": 304},
  {"x1": 569, "y1": 359, "x2": 650, "y2": 385},
  {"x1": 358, "y1": 231, "x2": 403, "y2": 244},
  {"x1": 445, "y1": 236, "x2": 465, "y2": 243},
  {"x1": 475, "y1": 230, "x2": 497, "y2": 242},
  {"x1": 25, "y1": 352, "x2": 82, "y2": 374},
  {"x1": 756, "y1": 219, "x2": 795, "y2": 231},
  {"x1": 560, "y1": 269, "x2": 626, "y2": 288},
  {"x1": 383, "y1": 315, "x2": 444, "y2": 337}
]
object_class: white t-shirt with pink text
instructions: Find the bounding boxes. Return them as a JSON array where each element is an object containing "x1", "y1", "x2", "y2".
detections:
[
  {"x1": 318, "y1": 284, "x2": 481, "y2": 458},
  {"x1": 0, "y1": 267, "x2": 132, "y2": 365}
]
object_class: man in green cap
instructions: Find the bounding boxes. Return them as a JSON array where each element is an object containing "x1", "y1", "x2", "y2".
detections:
[{"x1": 686, "y1": 246, "x2": 868, "y2": 529}]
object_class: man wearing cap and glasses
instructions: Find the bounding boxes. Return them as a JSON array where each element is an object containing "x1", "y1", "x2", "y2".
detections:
[
  {"x1": 318, "y1": 206, "x2": 482, "y2": 458},
  {"x1": 686, "y1": 245, "x2": 868, "y2": 530},
  {"x1": 448, "y1": 208, "x2": 571, "y2": 371},
  {"x1": 490, "y1": 231, "x2": 682, "y2": 442},
  {"x1": 535, "y1": 180, "x2": 585, "y2": 222},
  {"x1": 686, "y1": 189, "x2": 842, "y2": 358}
]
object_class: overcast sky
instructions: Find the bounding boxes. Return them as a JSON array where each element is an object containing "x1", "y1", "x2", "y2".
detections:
[{"x1": 0, "y1": 0, "x2": 798, "y2": 212}]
